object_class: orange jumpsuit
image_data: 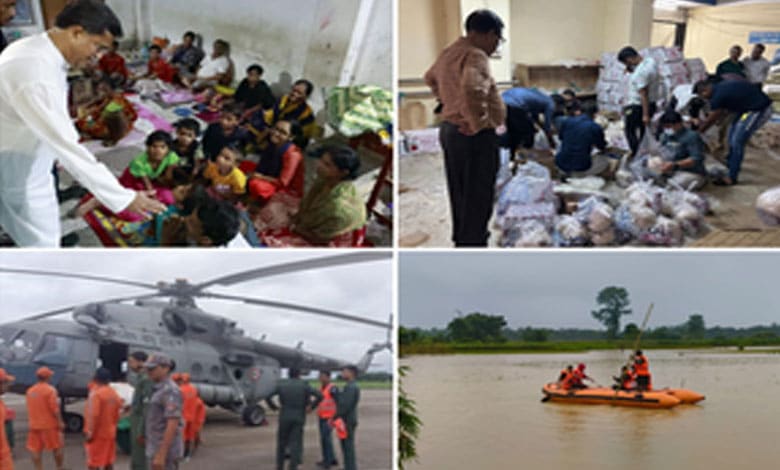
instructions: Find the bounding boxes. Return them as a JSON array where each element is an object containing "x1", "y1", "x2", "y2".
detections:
[
  {"x1": 179, "y1": 383, "x2": 199, "y2": 442},
  {"x1": 25, "y1": 382, "x2": 63, "y2": 452},
  {"x1": 0, "y1": 400, "x2": 12, "y2": 470},
  {"x1": 193, "y1": 397, "x2": 206, "y2": 437},
  {"x1": 84, "y1": 384, "x2": 121, "y2": 468}
]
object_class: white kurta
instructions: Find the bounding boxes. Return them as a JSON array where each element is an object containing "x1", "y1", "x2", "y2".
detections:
[{"x1": 0, "y1": 33, "x2": 135, "y2": 247}]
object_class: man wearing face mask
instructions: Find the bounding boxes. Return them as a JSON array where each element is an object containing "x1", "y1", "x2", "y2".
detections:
[
  {"x1": 657, "y1": 111, "x2": 707, "y2": 190},
  {"x1": 617, "y1": 46, "x2": 663, "y2": 157},
  {"x1": 424, "y1": 9, "x2": 506, "y2": 247},
  {"x1": 0, "y1": 0, "x2": 165, "y2": 247}
]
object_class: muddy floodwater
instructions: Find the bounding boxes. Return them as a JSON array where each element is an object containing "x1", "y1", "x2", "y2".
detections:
[{"x1": 402, "y1": 349, "x2": 780, "y2": 469}]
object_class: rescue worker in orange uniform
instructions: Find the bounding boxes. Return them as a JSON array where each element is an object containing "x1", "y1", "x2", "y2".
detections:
[
  {"x1": 557, "y1": 365, "x2": 575, "y2": 390},
  {"x1": 25, "y1": 367, "x2": 65, "y2": 470},
  {"x1": 316, "y1": 370, "x2": 339, "y2": 469},
  {"x1": 177, "y1": 373, "x2": 199, "y2": 460},
  {"x1": 633, "y1": 350, "x2": 652, "y2": 391},
  {"x1": 570, "y1": 363, "x2": 594, "y2": 389},
  {"x1": 84, "y1": 368, "x2": 122, "y2": 470},
  {"x1": 0, "y1": 368, "x2": 16, "y2": 470},
  {"x1": 191, "y1": 395, "x2": 206, "y2": 456},
  {"x1": 613, "y1": 366, "x2": 635, "y2": 391}
]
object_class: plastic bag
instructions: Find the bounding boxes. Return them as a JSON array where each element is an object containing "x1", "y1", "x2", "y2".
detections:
[
  {"x1": 553, "y1": 215, "x2": 588, "y2": 247},
  {"x1": 756, "y1": 186, "x2": 780, "y2": 226},
  {"x1": 673, "y1": 201, "x2": 703, "y2": 236},
  {"x1": 513, "y1": 220, "x2": 553, "y2": 247},
  {"x1": 591, "y1": 227, "x2": 616, "y2": 246},
  {"x1": 496, "y1": 161, "x2": 556, "y2": 223},
  {"x1": 639, "y1": 216, "x2": 683, "y2": 246}
]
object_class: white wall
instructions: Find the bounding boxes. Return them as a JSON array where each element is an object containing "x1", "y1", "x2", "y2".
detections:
[
  {"x1": 350, "y1": 0, "x2": 393, "y2": 87},
  {"x1": 106, "y1": 0, "x2": 392, "y2": 108}
]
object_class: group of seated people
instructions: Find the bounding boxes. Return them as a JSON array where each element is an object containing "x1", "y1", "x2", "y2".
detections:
[
  {"x1": 556, "y1": 351, "x2": 653, "y2": 392},
  {"x1": 69, "y1": 31, "x2": 367, "y2": 247}
]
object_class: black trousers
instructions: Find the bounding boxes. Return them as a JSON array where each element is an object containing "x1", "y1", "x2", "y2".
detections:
[
  {"x1": 623, "y1": 102, "x2": 657, "y2": 156},
  {"x1": 439, "y1": 122, "x2": 499, "y2": 247},
  {"x1": 505, "y1": 105, "x2": 535, "y2": 151},
  {"x1": 636, "y1": 375, "x2": 650, "y2": 391}
]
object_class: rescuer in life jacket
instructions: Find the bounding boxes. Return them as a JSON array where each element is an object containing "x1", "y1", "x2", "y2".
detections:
[
  {"x1": 613, "y1": 365, "x2": 636, "y2": 391},
  {"x1": 633, "y1": 350, "x2": 652, "y2": 391},
  {"x1": 569, "y1": 363, "x2": 594, "y2": 389},
  {"x1": 557, "y1": 365, "x2": 575, "y2": 390}
]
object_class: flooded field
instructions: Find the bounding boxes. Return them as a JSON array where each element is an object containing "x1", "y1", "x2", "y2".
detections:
[{"x1": 402, "y1": 349, "x2": 780, "y2": 469}]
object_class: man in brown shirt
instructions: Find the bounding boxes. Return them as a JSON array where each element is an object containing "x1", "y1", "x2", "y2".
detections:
[{"x1": 424, "y1": 9, "x2": 506, "y2": 247}]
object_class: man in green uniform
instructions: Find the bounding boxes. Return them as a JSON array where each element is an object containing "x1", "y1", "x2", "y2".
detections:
[
  {"x1": 267, "y1": 368, "x2": 322, "y2": 470},
  {"x1": 336, "y1": 365, "x2": 360, "y2": 470},
  {"x1": 128, "y1": 351, "x2": 153, "y2": 470}
]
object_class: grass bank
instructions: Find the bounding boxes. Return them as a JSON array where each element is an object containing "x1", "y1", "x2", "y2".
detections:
[{"x1": 400, "y1": 339, "x2": 780, "y2": 356}]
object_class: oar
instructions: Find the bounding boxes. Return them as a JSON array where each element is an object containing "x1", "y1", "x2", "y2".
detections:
[{"x1": 624, "y1": 303, "x2": 654, "y2": 370}]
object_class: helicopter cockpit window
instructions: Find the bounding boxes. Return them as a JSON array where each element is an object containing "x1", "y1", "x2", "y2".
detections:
[
  {"x1": 11, "y1": 330, "x2": 39, "y2": 359},
  {"x1": 32, "y1": 334, "x2": 73, "y2": 366},
  {"x1": 0, "y1": 326, "x2": 17, "y2": 346}
]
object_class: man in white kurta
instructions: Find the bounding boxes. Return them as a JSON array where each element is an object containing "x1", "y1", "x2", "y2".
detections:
[{"x1": 0, "y1": 6, "x2": 164, "y2": 246}]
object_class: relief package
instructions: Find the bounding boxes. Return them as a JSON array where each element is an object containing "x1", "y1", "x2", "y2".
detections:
[
  {"x1": 513, "y1": 219, "x2": 553, "y2": 247},
  {"x1": 553, "y1": 215, "x2": 588, "y2": 247},
  {"x1": 756, "y1": 186, "x2": 780, "y2": 226},
  {"x1": 639, "y1": 215, "x2": 684, "y2": 246}
]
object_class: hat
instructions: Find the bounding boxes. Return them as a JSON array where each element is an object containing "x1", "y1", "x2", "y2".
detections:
[
  {"x1": 181, "y1": 372, "x2": 191, "y2": 383},
  {"x1": 0, "y1": 368, "x2": 15, "y2": 383},
  {"x1": 577, "y1": 363, "x2": 586, "y2": 370},
  {"x1": 36, "y1": 367, "x2": 54, "y2": 379},
  {"x1": 145, "y1": 354, "x2": 173, "y2": 369},
  {"x1": 171, "y1": 373, "x2": 182, "y2": 382}
]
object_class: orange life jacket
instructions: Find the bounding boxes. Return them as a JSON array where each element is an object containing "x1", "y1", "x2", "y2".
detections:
[
  {"x1": 330, "y1": 417, "x2": 347, "y2": 439},
  {"x1": 622, "y1": 370, "x2": 635, "y2": 389},
  {"x1": 318, "y1": 383, "x2": 337, "y2": 419},
  {"x1": 634, "y1": 355, "x2": 650, "y2": 377},
  {"x1": 559, "y1": 369, "x2": 575, "y2": 390}
]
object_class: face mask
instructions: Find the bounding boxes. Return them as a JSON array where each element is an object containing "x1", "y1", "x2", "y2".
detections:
[{"x1": 663, "y1": 128, "x2": 675, "y2": 136}]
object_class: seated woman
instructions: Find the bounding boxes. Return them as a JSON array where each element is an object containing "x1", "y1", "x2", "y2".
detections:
[
  {"x1": 247, "y1": 79, "x2": 317, "y2": 150},
  {"x1": 182, "y1": 39, "x2": 232, "y2": 91},
  {"x1": 75, "y1": 131, "x2": 180, "y2": 221},
  {"x1": 261, "y1": 145, "x2": 366, "y2": 247},
  {"x1": 245, "y1": 119, "x2": 305, "y2": 204},
  {"x1": 75, "y1": 78, "x2": 137, "y2": 146}
]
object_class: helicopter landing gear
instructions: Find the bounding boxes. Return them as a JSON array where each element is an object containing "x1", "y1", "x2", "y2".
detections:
[
  {"x1": 62, "y1": 412, "x2": 84, "y2": 433},
  {"x1": 241, "y1": 404, "x2": 267, "y2": 426}
]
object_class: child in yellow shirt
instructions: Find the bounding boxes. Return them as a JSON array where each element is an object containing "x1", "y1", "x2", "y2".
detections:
[{"x1": 203, "y1": 145, "x2": 246, "y2": 201}]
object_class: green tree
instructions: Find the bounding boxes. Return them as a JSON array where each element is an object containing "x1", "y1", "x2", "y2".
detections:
[
  {"x1": 398, "y1": 365, "x2": 421, "y2": 469},
  {"x1": 399, "y1": 326, "x2": 420, "y2": 346},
  {"x1": 447, "y1": 313, "x2": 507, "y2": 342},
  {"x1": 521, "y1": 327, "x2": 550, "y2": 342},
  {"x1": 685, "y1": 314, "x2": 706, "y2": 339},
  {"x1": 591, "y1": 287, "x2": 632, "y2": 339},
  {"x1": 623, "y1": 323, "x2": 639, "y2": 339}
]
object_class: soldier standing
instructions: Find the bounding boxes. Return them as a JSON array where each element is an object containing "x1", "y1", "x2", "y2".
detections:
[
  {"x1": 268, "y1": 368, "x2": 322, "y2": 470},
  {"x1": 144, "y1": 354, "x2": 183, "y2": 470},
  {"x1": 128, "y1": 351, "x2": 153, "y2": 470},
  {"x1": 336, "y1": 365, "x2": 360, "y2": 470}
]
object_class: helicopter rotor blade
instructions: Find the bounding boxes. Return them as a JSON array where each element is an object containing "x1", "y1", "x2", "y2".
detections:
[
  {"x1": 191, "y1": 252, "x2": 391, "y2": 291},
  {"x1": 0, "y1": 268, "x2": 158, "y2": 291},
  {"x1": 202, "y1": 292, "x2": 392, "y2": 329},
  {"x1": 20, "y1": 293, "x2": 162, "y2": 322}
]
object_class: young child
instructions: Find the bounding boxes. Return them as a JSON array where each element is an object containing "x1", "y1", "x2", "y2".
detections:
[
  {"x1": 172, "y1": 118, "x2": 203, "y2": 175},
  {"x1": 203, "y1": 145, "x2": 246, "y2": 201},
  {"x1": 141, "y1": 44, "x2": 176, "y2": 83},
  {"x1": 75, "y1": 77, "x2": 137, "y2": 145},
  {"x1": 236, "y1": 64, "x2": 275, "y2": 122},
  {"x1": 97, "y1": 40, "x2": 129, "y2": 88},
  {"x1": 159, "y1": 186, "x2": 241, "y2": 247},
  {"x1": 75, "y1": 130, "x2": 180, "y2": 221},
  {"x1": 201, "y1": 103, "x2": 250, "y2": 161}
]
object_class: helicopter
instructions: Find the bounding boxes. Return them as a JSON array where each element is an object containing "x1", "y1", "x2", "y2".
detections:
[{"x1": 0, "y1": 252, "x2": 392, "y2": 432}]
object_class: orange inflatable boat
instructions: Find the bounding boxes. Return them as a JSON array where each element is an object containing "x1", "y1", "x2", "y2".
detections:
[
  {"x1": 542, "y1": 382, "x2": 684, "y2": 409},
  {"x1": 656, "y1": 387, "x2": 705, "y2": 404}
]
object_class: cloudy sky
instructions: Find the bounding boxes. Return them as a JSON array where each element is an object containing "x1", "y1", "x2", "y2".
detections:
[
  {"x1": 0, "y1": 250, "x2": 393, "y2": 372},
  {"x1": 400, "y1": 251, "x2": 779, "y2": 330}
]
